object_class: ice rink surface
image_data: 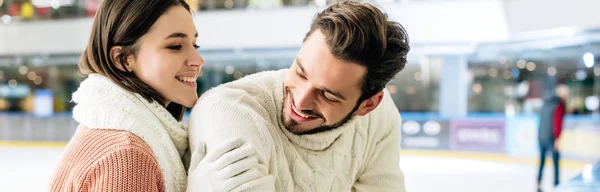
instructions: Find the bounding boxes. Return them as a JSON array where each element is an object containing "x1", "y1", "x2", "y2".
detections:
[{"x1": 0, "y1": 147, "x2": 579, "y2": 192}]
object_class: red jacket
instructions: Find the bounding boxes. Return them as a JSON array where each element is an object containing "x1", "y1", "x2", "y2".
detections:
[{"x1": 552, "y1": 101, "x2": 565, "y2": 139}]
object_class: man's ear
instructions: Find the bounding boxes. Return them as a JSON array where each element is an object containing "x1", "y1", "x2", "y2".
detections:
[
  {"x1": 355, "y1": 91, "x2": 384, "y2": 116},
  {"x1": 109, "y1": 46, "x2": 135, "y2": 72}
]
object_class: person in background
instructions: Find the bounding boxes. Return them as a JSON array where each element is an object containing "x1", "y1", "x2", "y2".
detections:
[{"x1": 537, "y1": 84, "x2": 569, "y2": 191}]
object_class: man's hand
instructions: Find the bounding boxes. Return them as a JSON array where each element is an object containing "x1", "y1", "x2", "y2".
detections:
[{"x1": 187, "y1": 138, "x2": 259, "y2": 192}]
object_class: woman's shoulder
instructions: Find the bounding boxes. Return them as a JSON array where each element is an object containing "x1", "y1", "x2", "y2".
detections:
[
  {"x1": 60, "y1": 125, "x2": 158, "y2": 168},
  {"x1": 51, "y1": 125, "x2": 164, "y2": 191},
  {"x1": 71, "y1": 125, "x2": 153, "y2": 153}
]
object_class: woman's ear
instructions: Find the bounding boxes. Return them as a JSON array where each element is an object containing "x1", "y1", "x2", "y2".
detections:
[{"x1": 110, "y1": 46, "x2": 134, "y2": 72}]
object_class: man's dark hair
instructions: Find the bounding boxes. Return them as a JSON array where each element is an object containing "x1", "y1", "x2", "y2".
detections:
[{"x1": 304, "y1": 0, "x2": 410, "y2": 103}]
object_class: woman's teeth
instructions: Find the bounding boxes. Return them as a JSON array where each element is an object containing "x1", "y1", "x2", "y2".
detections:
[{"x1": 176, "y1": 76, "x2": 196, "y2": 83}]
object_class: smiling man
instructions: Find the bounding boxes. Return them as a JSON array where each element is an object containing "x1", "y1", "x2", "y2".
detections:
[{"x1": 188, "y1": 1, "x2": 410, "y2": 191}]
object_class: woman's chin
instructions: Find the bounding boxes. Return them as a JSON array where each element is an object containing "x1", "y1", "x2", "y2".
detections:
[
  {"x1": 181, "y1": 97, "x2": 198, "y2": 108},
  {"x1": 169, "y1": 95, "x2": 198, "y2": 108}
]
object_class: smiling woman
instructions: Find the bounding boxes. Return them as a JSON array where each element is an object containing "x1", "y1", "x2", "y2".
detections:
[
  {"x1": 48, "y1": 0, "x2": 202, "y2": 191},
  {"x1": 49, "y1": 1, "x2": 258, "y2": 191}
]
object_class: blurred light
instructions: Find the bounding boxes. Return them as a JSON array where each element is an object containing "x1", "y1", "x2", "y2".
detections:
[
  {"x1": 316, "y1": 0, "x2": 326, "y2": 7},
  {"x1": 387, "y1": 85, "x2": 397, "y2": 94},
  {"x1": 517, "y1": 81, "x2": 529, "y2": 97},
  {"x1": 224, "y1": 0, "x2": 234, "y2": 9},
  {"x1": 405, "y1": 86, "x2": 416, "y2": 95},
  {"x1": 1, "y1": 15, "x2": 11, "y2": 24},
  {"x1": 20, "y1": 2, "x2": 34, "y2": 19},
  {"x1": 0, "y1": 99, "x2": 7, "y2": 110},
  {"x1": 8, "y1": 79, "x2": 17, "y2": 88},
  {"x1": 498, "y1": 56, "x2": 507, "y2": 65},
  {"x1": 503, "y1": 70, "x2": 511, "y2": 79},
  {"x1": 472, "y1": 83, "x2": 482, "y2": 94},
  {"x1": 595, "y1": 67, "x2": 600, "y2": 76},
  {"x1": 402, "y1": 121, "x2": 420, "y2": 135},
  {"x1": 517, "y1": 60, "x2": 526, "y2": 69},
  {"x1": 511, "y1": 68, "x2": 520, "y2": 78},
  {"x1": 414, "y1": 72, "x2": 422, "y2": 81},
  {"x1": 33, "y1": 0, "x2": 76, "y2": 8},
  {"x1": 51, "y1": 0, "x2": 61, "y2": 9},
  {"x1": 585, "y1": 96, "x2": 599, "y2": 111},
  {"x1": 225, "y1": 65, "x2": 234, "y2": 75},
  {"x1": 19, "y1": 66, "x2": 28, "y2": 75},
  {"x1": 547, "y1": 67, "x2": 557, "y2": 76},
  {"x1": 423, "y1": 121, "x2": 441, "y2": 136},
  {"x1": 34, "y1": 77, "x2": 43, "y2": 85},
  {"x1": 584, "y1": 52, "x2": 595, "y2": 68},
  {"x1": 27, "y1": 71, "x2": 37, "y2": 81},
  {"x1": 488, "y1": 68, "x2": 498, "y2": 77},
  {"x1": 582, "y1": 164, "x2": 594, "y2": 182},
  {"x1": 576, "y1": 69, "x2": 587, "y2": 80},
  {"x1": 505, "y1": 104, "x2": 516, "y2": 117},
  {"x1": 526, "y1": 62, "x2": 536, "y2": 71}
]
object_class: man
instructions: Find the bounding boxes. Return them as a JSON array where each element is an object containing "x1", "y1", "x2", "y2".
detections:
[
  {"x1": 188, "y1": 1, "x2": 410, "y2": 191},
  {"x1": 537, "y1": 84, "x2": 568, "y2": 191}
]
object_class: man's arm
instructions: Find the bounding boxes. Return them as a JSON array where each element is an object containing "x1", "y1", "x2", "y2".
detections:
[
  {"x1": 352, "y1": 115, "x2": 406, "y2": 192},
  {"x1": 553, "y1": 102, "x2": 566, "y2": 150},
  {"x1": 553, "y1": 102, "x2": 565, "y2": 140},
  {"x1": 188, "y1": 92, "x2": 275, "y2": 191}
]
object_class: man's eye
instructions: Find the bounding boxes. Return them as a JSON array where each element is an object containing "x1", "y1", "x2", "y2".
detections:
[{"x1": 321, "y1": 91, "x2": 338, "y2": 102}]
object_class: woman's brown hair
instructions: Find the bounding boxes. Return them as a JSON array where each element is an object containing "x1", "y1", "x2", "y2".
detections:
[{"x1": 79, "y1": 0, "x2": 192, "y2": 121}]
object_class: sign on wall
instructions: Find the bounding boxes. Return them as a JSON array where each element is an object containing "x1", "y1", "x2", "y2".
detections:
[{"x1": 449, "y1": 118, "x2": 505, "y2": 153}]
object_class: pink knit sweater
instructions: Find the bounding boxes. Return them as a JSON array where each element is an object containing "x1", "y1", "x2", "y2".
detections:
[{"x1": 50, "y1": 125, "x2": 165, "y2": 192}]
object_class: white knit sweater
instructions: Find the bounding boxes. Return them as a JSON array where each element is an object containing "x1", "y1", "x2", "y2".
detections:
[{"x1": 188, "y1": 69, "x2": 406, "y2": 192}]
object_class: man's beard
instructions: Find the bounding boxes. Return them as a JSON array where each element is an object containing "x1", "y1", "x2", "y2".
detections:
[{"x1": 281, "y1": 87, "x2": 360, "y2": 135}]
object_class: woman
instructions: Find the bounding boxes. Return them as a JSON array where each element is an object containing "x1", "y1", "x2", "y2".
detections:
[{"x1": 50, "y1": 0, "x2": 257, "y2": 191}]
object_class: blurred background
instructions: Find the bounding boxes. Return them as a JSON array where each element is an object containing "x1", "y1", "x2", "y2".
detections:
[{"x1": 1, "y1": 0, "x2": 600, "y2": 191}]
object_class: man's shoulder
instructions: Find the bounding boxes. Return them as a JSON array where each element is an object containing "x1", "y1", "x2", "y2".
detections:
[
  {"x1": 198, "y1": 69, "x2": 287, "y2": 103},
  {"x1": 191, "y1": 69, "x2": 287, "y2": 123}
]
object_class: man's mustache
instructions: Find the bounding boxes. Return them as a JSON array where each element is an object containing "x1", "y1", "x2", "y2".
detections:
[{"x1": 300, "y1": 109, "x2": 324, "y2": 119}]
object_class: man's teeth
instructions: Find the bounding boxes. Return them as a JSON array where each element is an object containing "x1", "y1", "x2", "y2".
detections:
[
  {"x1": 292, "y1": 104, "x2": 313, "y2": 118},
  {"x1": 176, "y1": 76, "x2": 196, "y2": 83}
]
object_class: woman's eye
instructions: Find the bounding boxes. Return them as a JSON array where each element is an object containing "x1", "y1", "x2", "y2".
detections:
[{"x1": 168, "y1": 45, "x2": 182, "y2": 50}]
